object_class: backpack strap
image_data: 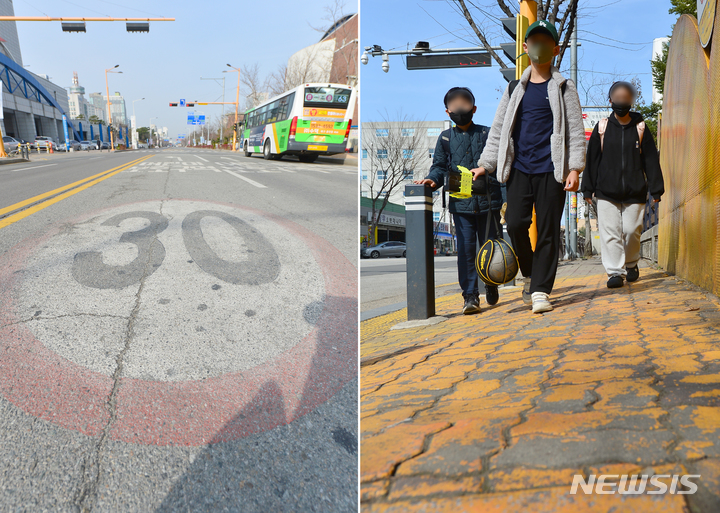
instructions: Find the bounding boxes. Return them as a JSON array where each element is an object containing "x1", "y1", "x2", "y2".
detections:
[
  {"x1": 440, "y1": 128, "x2": 451, "y2": 156},
  {"x1": 637, "y1": 120, "x2": 645, "y2": 154},
  {"x1": 598, "y1": 118, "x2": 609, "y2": 152},
  {"x1": 439, "y1": 128, "x2": 452, "y2": 209},
  {"x1": 508, "y1": 79, "x2": 519, "y2": 98}
]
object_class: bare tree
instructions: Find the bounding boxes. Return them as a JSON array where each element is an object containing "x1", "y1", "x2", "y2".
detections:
[
  {"x1": 240, "y1": 63, "x2": 271, "y2": 110},
  {"x1": 363, "y1": 114, "x2": 428, "y2": 245},
  {"x1": 449, "y1": 0, "x2": 579, "y2": 70}
]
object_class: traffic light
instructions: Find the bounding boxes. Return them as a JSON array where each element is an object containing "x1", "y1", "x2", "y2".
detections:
[
  {"x1": 233, "y1": 123, "x2": 238, "y2": 131},
  {"x1": 169, "y1": 102, "x2": 178, "y2": 107},
  {"x1": 500, "y1": 15, "x2": 529, "y2": 82},
  {"x1": 186, "y1": 103, "x2": 195, "y2": 107}
]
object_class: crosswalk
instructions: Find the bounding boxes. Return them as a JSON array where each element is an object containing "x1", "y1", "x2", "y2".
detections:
[{"x1": 126, "y1": 158, "x2": 357, "y2": 175}]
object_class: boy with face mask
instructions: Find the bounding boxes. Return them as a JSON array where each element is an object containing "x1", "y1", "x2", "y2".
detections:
[
  {"x1": 580, "y1": 81, "x2": 664, "y2": 288},
  {"x1": 471, "y1": 20, "x2": 587, "y2": 314},
  {"x1": 415, "y1": 87, "x2": 503, "y2": 315}
]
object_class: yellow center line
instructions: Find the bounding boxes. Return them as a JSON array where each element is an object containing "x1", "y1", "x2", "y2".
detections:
[{"x1": 0, "y1": 155, "x2": 154, "y2": 230}]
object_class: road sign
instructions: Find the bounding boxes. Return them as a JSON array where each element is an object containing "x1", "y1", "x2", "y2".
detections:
[
  {"x1": 406, "y1": 53, "x2": 491, "y2": 70},
  {"x1": 187, "y1": 113, "x2": 195, "y2": 125},
  {"x1": 198, "y1": 114, "x2": 206, "y2": 125},
  {"x1": 180, "y1": 99, "x2": 186, "y2": 107}
]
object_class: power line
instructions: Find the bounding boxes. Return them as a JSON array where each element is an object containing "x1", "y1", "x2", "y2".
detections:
[
  {"x1": 579, "y1": 30, "x2": 653, "y2": 46},
  {"x1": 581, "y1": 38, "x2": 648, "y2": 51}
]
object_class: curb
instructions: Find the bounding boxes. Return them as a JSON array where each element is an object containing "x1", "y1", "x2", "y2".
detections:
[{"x1": 0, "y1": 157, "x2": 29, "y2": 165}]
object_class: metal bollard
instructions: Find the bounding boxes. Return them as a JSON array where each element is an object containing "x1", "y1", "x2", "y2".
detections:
[{"x1": 405, "y1": 184, "x2": 436, "y2": 320}]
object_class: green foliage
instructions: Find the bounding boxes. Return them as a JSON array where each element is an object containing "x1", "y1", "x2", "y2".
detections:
[
  {"x1": 651, "y1": 41, "x2": 669, "y2": 96},
  {"x1": 669, "y1": 0, "x2": 697, "y2": 17},
  {"x1": 636, "y1": 102, "x2": 662, "y2": 140}
]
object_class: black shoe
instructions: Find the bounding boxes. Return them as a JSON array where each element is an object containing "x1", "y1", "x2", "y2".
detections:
[
  {"x1": 485, "y1": 286, "x2": 499, "y2": 306},
  {"x1": 462, "y1": 294, "x2": 481, "y2": 315},
  {"x1": 607, "y1": 275, "x2": 624, "y2": 289},
  {"x1": 626, "y1": 266, "x2": 640, "y2": 283}
]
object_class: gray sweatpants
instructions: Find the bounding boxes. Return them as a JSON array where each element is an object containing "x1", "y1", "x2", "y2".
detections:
[{"x1": 597, "y1": 198, "x2": 645, "y2": 277}]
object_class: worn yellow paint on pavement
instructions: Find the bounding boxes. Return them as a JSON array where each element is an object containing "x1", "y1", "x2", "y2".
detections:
[{"x1": 361, "y1": 259, "x2": 720, "y2": 511}]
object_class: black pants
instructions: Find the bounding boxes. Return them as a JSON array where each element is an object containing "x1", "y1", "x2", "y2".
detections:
[
  {"x1": 453, "y1": 211, "x2": 500, "y2": 297},
  {"x1": 505, "y1": 169, "x2": 566, "y2": 294}
]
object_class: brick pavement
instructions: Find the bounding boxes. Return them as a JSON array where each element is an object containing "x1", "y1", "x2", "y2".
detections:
[{"x1": 360, "y1": 257, "x2": 720, "y2": 512}]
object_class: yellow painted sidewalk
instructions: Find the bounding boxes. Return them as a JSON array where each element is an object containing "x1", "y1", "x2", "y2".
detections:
[{"x1": 361, "y1": 258, "x2": 720, "y2": 512}]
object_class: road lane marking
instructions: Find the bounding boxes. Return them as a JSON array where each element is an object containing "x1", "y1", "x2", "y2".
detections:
[
  {"x1": 0, "y1": 155, "x2": 154, "y2": 230},
  {"x1": 195, "y1": 155, "x2": 209, "y2": 162},
  {"x1": 222, "y1": 169, "x2": 267, "y2": 188},
  {"x1": 10, "y1": 163, "x2": 58, "y2": 172}
]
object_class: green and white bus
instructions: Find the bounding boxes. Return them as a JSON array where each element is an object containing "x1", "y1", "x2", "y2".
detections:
[{"x1": 241, "y1": 83, "x2": 355, "y2": 163}]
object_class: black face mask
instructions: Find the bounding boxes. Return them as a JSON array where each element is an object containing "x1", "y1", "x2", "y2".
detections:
[
  {"x1": 611, "y1": 102, "x2": 631, "y2": 117},
  {"x1": 449, "y1": 108, "x2": 474, "y2": 126}
]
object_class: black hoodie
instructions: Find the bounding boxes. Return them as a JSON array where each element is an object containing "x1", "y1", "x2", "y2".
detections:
[{"x1": 580, "y1": 112, "x2": 664, "y2": 204}]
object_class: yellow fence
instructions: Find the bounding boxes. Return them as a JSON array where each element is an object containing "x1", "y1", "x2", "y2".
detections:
[{"x1": 659, "y1": 12, "x2": 720, "y2": 295}]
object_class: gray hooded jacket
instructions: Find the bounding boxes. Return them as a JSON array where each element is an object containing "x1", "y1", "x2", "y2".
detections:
[{"x1": 477, "y1": 66, "x2": 586, "y2": 183}]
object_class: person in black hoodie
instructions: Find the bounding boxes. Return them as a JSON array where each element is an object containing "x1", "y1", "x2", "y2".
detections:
[
  {"x1": 580, "y1": 81, "x2": 664, "y2": 288},
  {"x1": 414, "y1": 87, "x2": 503, "y2": 314}
]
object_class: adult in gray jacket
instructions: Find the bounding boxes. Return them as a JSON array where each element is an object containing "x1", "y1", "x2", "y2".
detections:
[{"x1": 471, "y1": 20, "x2": 586, "y2": 314}]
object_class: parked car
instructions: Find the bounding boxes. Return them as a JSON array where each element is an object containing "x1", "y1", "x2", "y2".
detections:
[
  {"x1": 2, "y1": 136, "x2": 20, "y2": 153},
  {"x1": 65, "y1": 140, "x2": 82, "y2": 151},
  {"x1": 79, "y1": 140, "x2": 98, "y2": 150},
  {"x1": 34, "y1": 136, "x2": 55, "y2": 150},
  {"x1": 100, "y1": 141, "x2": 111, "y2": 150},
  {"x1": 361, "y1": 241, "x2": 407, "y2": 259}
]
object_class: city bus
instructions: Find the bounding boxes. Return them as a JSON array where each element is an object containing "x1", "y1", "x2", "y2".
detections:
[{"x1": 241, "y1": 83, "x2": 355, "y2": 163}]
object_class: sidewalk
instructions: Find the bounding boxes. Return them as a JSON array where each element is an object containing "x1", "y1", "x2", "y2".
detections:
[{"x1": 361, "y1": 257, "x2": 720, "y2": 512}]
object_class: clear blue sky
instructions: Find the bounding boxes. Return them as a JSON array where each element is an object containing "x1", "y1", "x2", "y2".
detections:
[
  {"x1": 360, "y1": 0, "x2": 677, "y2": 124},
  {"x1": 14, "y1": 0, "x2": 343, "y2": 137}
]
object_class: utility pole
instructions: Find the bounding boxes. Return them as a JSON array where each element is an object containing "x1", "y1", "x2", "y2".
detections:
[
  {"x1": 200, "y1": 76, "x2": 225, "y2": 144},
  {"x1": 224, "y1": 64, "x2": 241, "y2": 151},
  {"x1": 567, "y1": 2, "x2": 579, "y2": 260}
]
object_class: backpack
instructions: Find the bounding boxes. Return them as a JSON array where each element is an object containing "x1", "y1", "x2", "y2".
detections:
[{"x1": 597, "y1": 118, "x2": 645, "y2": 154}]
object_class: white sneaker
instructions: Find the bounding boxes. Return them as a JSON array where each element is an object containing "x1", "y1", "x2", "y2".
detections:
[
  {"x1": 531, "y1": 292, "x2": 553, "y2": 313},
  {"x1": 522, "y1": 277, "x2": 532, "y2": 305}
]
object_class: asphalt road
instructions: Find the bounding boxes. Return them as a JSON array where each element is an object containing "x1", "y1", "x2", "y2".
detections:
[
  {"x1": 360, "y1": 256, "x2": 462, "y2": 319},
  {"x1": 0, "y1": 149, "x2": 358, "y2": 512}
]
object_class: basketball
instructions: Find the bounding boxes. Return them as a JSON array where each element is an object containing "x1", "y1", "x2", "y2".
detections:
[{"x1": 476, "y1": 238, "x2": 519, "y2": 286}]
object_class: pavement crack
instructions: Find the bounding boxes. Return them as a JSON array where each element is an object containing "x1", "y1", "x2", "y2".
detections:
[{"x1": 72, "y1": 205, "x2": 164, "y2": 512}]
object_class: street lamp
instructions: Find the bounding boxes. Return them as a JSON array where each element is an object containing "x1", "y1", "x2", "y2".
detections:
[
  {"x1": 223, "y1": 63, "x2": 241, "y2": 152},
  {"x1": 132, "y1": 98, "x2": 144, "y2": 149},
  {"x1": 105, "y1": 64, "x2": 122, "y2": 150}
]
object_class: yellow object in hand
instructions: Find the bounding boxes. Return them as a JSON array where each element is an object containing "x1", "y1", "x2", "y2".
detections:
[{"x1": 448, "y1": 165, "x2": 473, "y2": 199}]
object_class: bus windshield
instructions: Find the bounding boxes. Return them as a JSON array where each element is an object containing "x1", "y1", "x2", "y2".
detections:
[{"x1": 303, "y1": 87, "x2": 351, "y2": 109}]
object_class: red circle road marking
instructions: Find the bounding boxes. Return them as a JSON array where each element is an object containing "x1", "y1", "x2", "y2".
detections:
[{"x1": 0, "y1": 200, "x2": 357, "y2": 446}]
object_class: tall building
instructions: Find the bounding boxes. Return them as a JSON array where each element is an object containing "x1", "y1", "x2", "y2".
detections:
[
  {"x1": 88, "y1": 92, "x2": 107, "y2": 123},
  {"x1": 108, "y1": 92, "x2": 127, "y2": 126},
  {"x1": 66, "y1": 72, "x2": 104, "y2": 123}
]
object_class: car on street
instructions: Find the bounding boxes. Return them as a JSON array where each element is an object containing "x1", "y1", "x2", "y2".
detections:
[
  {"x1": 100, "y1": 141, "x2": 111, "y2": 150},
  {"x1": 79, "y1": 140, "x2": 98, "y2": 150},
  {"x1": 34, "y1": 136, "x2": 55, "y2": 150},
  {"x1": 2, "y1": 136, "x2": 21, "y2": 153},
  {"x1": 65, "y1": 140, "x2": 82, "y2": 151},
  {"x1": 361, "y1": 241, "x2": 407, "y2": 259}
]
